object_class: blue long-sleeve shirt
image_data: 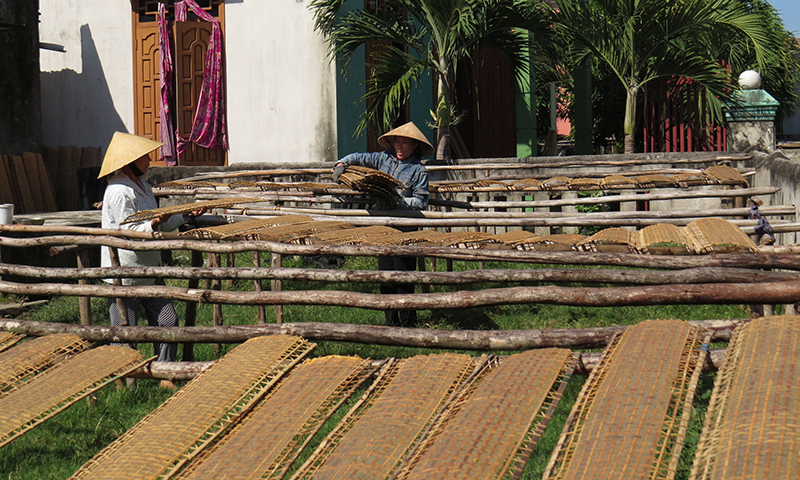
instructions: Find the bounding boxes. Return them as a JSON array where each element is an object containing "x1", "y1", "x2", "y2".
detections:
[{"x1": 338, "y1": 151, "x2": 429, "y2": 210}]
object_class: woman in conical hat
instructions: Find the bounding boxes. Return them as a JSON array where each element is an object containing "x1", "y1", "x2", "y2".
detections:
[
  {"x1": 99, "y1": 132, "x2": 204, "y2": 382},
  {"x1": 331, "y1": 121, "x2": 432, "y2": 328}
]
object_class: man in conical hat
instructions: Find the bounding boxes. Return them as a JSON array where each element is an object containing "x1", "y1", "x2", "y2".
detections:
[
  {"x1": 99, "y1": 132, "x2": 204, "y2": 384},
  {"x1": 332, "y1": 121, "x2": 433, "y2": 327}
]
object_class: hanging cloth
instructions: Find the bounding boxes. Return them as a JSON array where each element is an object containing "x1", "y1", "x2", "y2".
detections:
[
  {"x1": 157, "y1": 2, "x2": 177, "y2": 165},
  {"x1": 175, "y1": 0, "x2": 229, "y2": 159}
]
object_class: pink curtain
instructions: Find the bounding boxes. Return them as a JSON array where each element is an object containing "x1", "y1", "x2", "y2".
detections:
[
  {"x1": 175, "y1": 0, "x2": 229, "y2": 158},
  {"x1": 157, "y1": 3, "x2": 177, "y2": 165}
]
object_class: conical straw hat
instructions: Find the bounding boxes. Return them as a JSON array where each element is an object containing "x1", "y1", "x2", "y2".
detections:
[
  {"x1": 98, "y1": 132, "x2": 163, "y2": 178},
  {"x1": 378, "y1": 122, "x2": 434, "y2": 157}
]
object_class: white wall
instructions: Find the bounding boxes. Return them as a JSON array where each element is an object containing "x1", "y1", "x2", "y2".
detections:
[
  {"x1": 37, "y1": 1, "x2": 338, "y2": 164},
  {"x1": 225, "y1": 1, "x2": 338, "y2": 164},
  {"x1": 39, "y1": 1, "x2": 134, "y2": 153}
]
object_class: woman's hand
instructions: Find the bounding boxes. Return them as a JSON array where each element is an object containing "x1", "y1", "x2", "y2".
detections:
[
  {"x1": 151, "y1": 214, "x2": 171, "y2": 230},
  {"x1": 332, "y1": 163, "x2": 346, "y2": 183}
]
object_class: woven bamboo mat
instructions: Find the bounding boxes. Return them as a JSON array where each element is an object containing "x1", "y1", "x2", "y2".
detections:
[
  {"x1": 121, "y1": 197, "x2": 261, "y2": 224},
  {"x1": 338, "y1": 165, "x2": 405, "y2": 199},
  {"x1": 635, "y1": 174, "x2": 678, "y2": 188},
  {"x1": 0, "y1": 345, "x2": 147, "y2": 449},
  {"x1": 543, "y1": 320, "x2": 709, "y2": 480},
  {"x1": 398, "y1": 349, "x2": 575, "y2": 480},
  {"x1": 690, "y1": 315, "x2": 800, "y2": 480},
  {"x1": 0, "y1": 333, "x2": 90, "y2": 397},
  {"x1": 703, "y1": 165, "x2": 747, "y2": 186},
  {"x1": 157, "y1": 180, "x2": 228, "y2": 189},
  {"x1": 578, "y1": 227, "x2": 637, "y2": 252},
  {"x1": 599, "y1": 174, "x2": 636, "y2": 188},
  {"x1": 684, "y1": 218, "x2": 758, "y2": 253},
  {"x1": 0, "y1": 332, "x2": 23, "y2": 353},
  {"x1": 71, "y1": 335, "x2": 314, "y2": 480},
  {"x1": 243, "y1": 221, "x2": 352, "y2": 243},
  {"x1": 175, "y1": 356, "x2": 375, "y2": 480},
  {"x1": 492, "y1": 230, "x2": 540, "y2": 246},
  {"x1": 309, "y1": 225, "x2": 400, "y2": 245},
  {"x1": 636, "y1": 223, "x2": 691, "y2": 254},
  {"x1": 181, "y1": 215, "x2": 314, "y2": 239},
  {"x1": 364, "y1": 230, "x2": 450, "y2": 246},
  {"x1": 291, "y1": 353, "x2": 479, "y2": 480}
]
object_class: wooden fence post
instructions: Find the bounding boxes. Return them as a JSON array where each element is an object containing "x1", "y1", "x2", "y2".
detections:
[
  {"x1": 253, "y1": 251, "x2": 266, "y2": 324},
  {"x1": 77, "y1": 250, "x2": 91, "y2": 326},
  {"x1": 271, "y1": 253, "x2": 283, "y2": 324},
  {"x1": 209, "y1": 252, "x2": 223, "y2": 357},
  {"x1": 183, "y1": 250, "x2": 203, "y2": 362}
]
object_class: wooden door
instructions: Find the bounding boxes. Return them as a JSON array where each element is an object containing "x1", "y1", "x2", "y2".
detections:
[
  {"x1": 173, "y1": 21, "x2": 225, "y2": 166},
  {"x1": 469, "y1": 48, "x2": 516, "y2": 158},
  {"x1": 131, "y1": 0, "x2": 226, "y2": 167},
  {"x1": 133, "y1": 23, "x2": 163, "y2": 165}
]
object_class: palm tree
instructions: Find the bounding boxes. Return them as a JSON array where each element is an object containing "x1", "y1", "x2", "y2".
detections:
[
  {"x1": 555, "y1": 0, "x2": 785, "y2": 154},
  {"x1": 309, "y1": 0, "x2": 554, "y2": 160}
]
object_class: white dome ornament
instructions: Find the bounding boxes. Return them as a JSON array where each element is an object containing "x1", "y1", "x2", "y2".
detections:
[{"x1": 738, "y1": 70, "x2": 762, "y2": 90}]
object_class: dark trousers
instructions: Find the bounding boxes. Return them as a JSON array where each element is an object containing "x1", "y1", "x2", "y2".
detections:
[{"x1": 378, "y1": 255, "x2": 417, "y2": 327}]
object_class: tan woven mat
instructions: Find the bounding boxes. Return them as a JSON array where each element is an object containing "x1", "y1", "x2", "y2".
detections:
[
  {"x1": 181, "y1": 215, "x2": 314, "y2": 239},
  {"x1": 690, "y1": 315, "x2": 800, "y2": 480},
  {"x1": 176, "y1": 356, "x2": 374, "y2": 480},
  {"x1": 399, "y1": 348, "x2": 574, "y2": 480},
  {"x1": 684, "y1": 218, "x2": 758, "y2": 253},
  {"x1": 0, "y1": 345, "x2": 147, "y2": 449},
  {"x1": 0, "y1": 333, "x2": 90, "y2": 397},
  {"x1": 544, "y1": 320, "x2": 709, "y2": 480},
  {"x1": 0, "y1": 332, "x2": 23, "y2": 353},
  {"x1": 121, "y1": 197, "x2": 260, "y2": 224},
  {"x1": 636, "y1": 223, "x2": 691, "y2": 253},
  {"x1": 291, "y1": 353, "x2": 479, "y2": 480},
  {"x1": 71, "y1": 335, "x2": 314, "y2": 480}
]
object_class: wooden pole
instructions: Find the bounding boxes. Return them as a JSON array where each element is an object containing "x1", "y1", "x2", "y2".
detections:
[
  {"x1": 183, "y1": 250, "x2": 203, "y2": 362},
  {"x1": 108, "y1": 247, "x2": 129, "y2": 329},
  {"x1": 1, "y1": 278, "x2": 800, "y2": 310},
  {"x1": 209, "y1": 252, "x2": 223, "y2": 357},
  {"x1": 76, "y1": 250, "x2": 92, "y2": 326},
  {"x1": 253, "y1": 251, "x2": 266, "y2": 324},
  {"x1": 0, "y1": 318, "x2": 745, "y2": 351},
  {"x1": 271, "y1": 253, "x2": 283, "y2": 324}
]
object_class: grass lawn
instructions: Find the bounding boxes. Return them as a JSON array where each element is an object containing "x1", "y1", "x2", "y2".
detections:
[{"x1": 0, "y1": 253, "x2": 746, "y2": 479}]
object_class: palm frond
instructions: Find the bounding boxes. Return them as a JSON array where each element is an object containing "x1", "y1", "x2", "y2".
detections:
[{"x1": 356, "y1": 47, "x2": 428, "y2": 137}]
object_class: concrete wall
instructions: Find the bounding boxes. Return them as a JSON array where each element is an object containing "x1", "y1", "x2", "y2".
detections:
[
  {"x1": 753, "y1": 150, "x2": 800, "y2": 245},
  {"x1": 37, "y1": 1, "x2": 337, "y2": 164},
  {"x1": 39, "y1": 1, "x2": 133, "y2": 153}
]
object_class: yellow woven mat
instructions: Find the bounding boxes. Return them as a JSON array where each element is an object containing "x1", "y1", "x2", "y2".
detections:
[
  {"x1": 0, "y1": 333, "x2": 90, "y2": 397},
  {"x1": 310, "y1": 225, "x2": 400, "y2": 245},
  {"x1": 492, "y1": 230, "x2": 540, "y2": 246},
  {"x1": 181, "y1": 215, "x2": 314, "y2": 240},
  {"x1": 636, "y1": 223, "x2": 691, "y2": 253},
  {"x1": 685, "y1": 218, "x2": 758, "y2": 254},
  {"x1": 0, "y1": 332, "x2": 23, "y2": 353},
  {"x1": 71, "y1": 335, "x2": 315, "y2": 480},
  {"x1": 121, "y1": 197, "x2": 261, "y2": 224},
  {"x1": 292, "y1": 353, "x2": 479, "y2": 480},
  {"x1": 175, "y1": 356, "x2": 374, "y2": 480},
  {"x1": 544, "y1": 320, "x2": 708, "y2": 480},
  {"x1": 690, "y1": 316, "x2": 800, "y2": 480},
  {"x1": 399, "y1": 349, "x2": 574, "y2": 480},
  {"x1": 244, "y1": 221, "x2": 352, "y2": 242},
  {"x1": 703, "y1": 165, "x2": 747, "y2": 186},
  {"x1": 338, "y1": 165, "x2": 404, "y2": 199},
  {"x1": 0, "y1": 345, "x2": 147, "y2": 449}
]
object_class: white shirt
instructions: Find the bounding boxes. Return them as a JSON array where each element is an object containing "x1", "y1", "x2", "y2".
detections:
[{"x1": 100, "y1": 171, "x2": 185, "y2": 285}]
